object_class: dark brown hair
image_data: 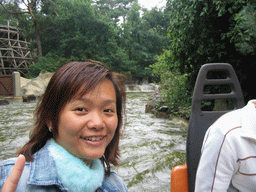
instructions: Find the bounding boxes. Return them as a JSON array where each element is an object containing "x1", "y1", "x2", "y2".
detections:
[{"x1": 16, "y1": 60, "x2": 126, "y2": 175}]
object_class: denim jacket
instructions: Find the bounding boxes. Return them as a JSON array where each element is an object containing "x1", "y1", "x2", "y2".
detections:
[{"x1": 0, "y1": 141, "x2": 127, "y2": 192}]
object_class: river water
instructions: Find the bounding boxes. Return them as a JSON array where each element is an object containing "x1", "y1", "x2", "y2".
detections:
[{"x1": 0, "y1": 92, "x2": 187, "y2": 191}]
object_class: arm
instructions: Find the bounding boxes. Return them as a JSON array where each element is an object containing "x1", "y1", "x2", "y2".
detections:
[
  {"x1": 1, "y1": 155, "x2": 25, "y2": 192},
  {"x1": 195, "y1": 126, "x2": 238, "y2": 192}
]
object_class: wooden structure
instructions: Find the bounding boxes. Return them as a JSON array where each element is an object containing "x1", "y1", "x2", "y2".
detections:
[
  {"x1": 0, "y1": 21, "x2": 33, "y2": 76},
  {"x1": 0, "y1": 74, "x2": 13, "y2": 96}
]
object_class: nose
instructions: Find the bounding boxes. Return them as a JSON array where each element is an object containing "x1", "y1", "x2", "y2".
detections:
[{"x1": 87, "y1": 110, "x2": 104, "y2": 130}]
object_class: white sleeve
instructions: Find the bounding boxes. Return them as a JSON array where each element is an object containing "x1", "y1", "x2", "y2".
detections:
[{"x1": 195, "y1": 126, "x2": 238, "y2": 192}]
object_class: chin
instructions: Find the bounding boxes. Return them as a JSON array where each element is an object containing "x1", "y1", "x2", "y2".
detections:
[{"x1": 85, "y1": 153, "x2": 105, "y2": 160}]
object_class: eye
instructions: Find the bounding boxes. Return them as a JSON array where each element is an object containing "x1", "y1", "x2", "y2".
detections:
[
  {"x1": 76, "y1": 107, "x2": 85, "y2": 112},
  {"x1": 74, "y1": 107, "x2": 88, "y2": 115},
  {"x1": 104, "y1": 109, "x2": 113, "y2": 113}
]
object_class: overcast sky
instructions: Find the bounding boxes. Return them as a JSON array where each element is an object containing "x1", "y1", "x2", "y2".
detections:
[{"x1": 138, "y1": 0, "x2": 167, "y2": 9}]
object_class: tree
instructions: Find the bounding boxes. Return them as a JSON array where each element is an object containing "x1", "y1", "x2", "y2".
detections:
[
  {"x1": 119, "y1": 3, "x2": 170, "y2": 81},
  {"x1": 1, "y1": 0, "x2": 172, "y2": 81},
  {"x1": 228, "y1": 2, "x2": 256, "y2": 55},
  {"x1": 94, "y1": 0, "x2": 134, "y2": 25},
  {"x1": 35, "y1": 0, "x2": 127, "y2": 72},
  {"x1": 149, "y1": 0, "x2": 256, "y2": 118},
  {"x1": 0, "y1": 0, "x2": 45, "y2": 56},
  {"x1": 152, "y1": 0, "x2": 256, "y2": 106}
]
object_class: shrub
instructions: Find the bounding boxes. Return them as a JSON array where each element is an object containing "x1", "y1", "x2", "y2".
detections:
[
  {"x1": 150, "y1": 50, "x2": 191, "y2": 118},
  {"x1": 28, "y1": 54, "x2": 79, "y2": 78}
]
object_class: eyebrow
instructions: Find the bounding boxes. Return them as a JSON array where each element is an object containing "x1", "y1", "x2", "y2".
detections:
[{"x1": 71, "y1": 97, "x2": 116, "y2": 105}]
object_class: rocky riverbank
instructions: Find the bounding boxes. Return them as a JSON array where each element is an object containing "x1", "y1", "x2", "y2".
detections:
[{"x1": 145, "y1": 91, "x2": 189, "y2": 128}]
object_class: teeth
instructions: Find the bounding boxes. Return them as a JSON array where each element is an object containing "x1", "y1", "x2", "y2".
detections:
[{"x1": 82, "y1": 136, "x2": 103, "y2": 141}]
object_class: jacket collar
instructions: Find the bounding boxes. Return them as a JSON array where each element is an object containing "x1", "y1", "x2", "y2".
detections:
[
  {"x1": 25, "y1": 140, "x2": 121, "y2": 192},
  {"x1": 27, "y1": 140, "x2": 67, "y2": 191}
]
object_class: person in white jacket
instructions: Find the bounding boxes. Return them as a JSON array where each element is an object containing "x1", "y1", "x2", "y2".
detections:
[{"x1": 195, "y1": 100, "x2": 256, "y2": 192}]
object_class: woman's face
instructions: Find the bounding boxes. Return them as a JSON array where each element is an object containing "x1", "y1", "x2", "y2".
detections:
[{"x1": 55, "y1": 78, "x2": 118, "y2": 165}]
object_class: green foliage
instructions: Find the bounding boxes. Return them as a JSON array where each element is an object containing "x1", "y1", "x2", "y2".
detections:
[
  {"x1": 166, "y1": 0, "x2": 232, "y2": 80},
  {"x1": 28, "y1": 53, "x2": 79, "y2": 78},
  {"x1": 0, "y1": 0, "x2": 169, "y2": 81},
  {"x1": 0, "y1": 1, "x2": 24, "y2": 25},
  {"x1": 119, "y1": 4, "x2": 170, "y2": 80},
  {"x1": 150, "y1": 0, "x2": 256, "y2": 116},
  {"x1": 159, "y1": 71, "x2": 191, "y2": 118},
  {"x1": 150, "y1": 51, "x2": 191, "y2": 117},
  {"x1": 0, "y1": 0, "x2": 171, "y2": 80},
  {"x1": 228, "y1": 2, "x2": 256, "y2": 55},
  {"x1": 94, "y1": 0, "x2": 134, "y2": 24}
]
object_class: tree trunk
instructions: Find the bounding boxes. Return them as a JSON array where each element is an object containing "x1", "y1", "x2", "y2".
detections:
[
  {"x1": 33, "y1": 20, "x2": 42, "y2": 56},
  {"x1": 28, "y1": 2, "x2": 42, "y2": 56}
]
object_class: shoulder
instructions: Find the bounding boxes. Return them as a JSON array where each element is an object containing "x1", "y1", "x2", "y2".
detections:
[
  {"x1": 1, "y1": 157, "x2": 17, "y2": 166},
  {"x1": 0, "y1": 158, "x2": 17, "y2": 179},
  {"x1": 201, "y1": 108, "x2": 244, "y2": 155},
  {"x1": 207, "y1": 108, "x2": 243, "y2": 136},
  {"x1": 106, "y1": 172, "x2": 126, "y2": 187},
  {"x1": 0, "y1": 158, "x2": 31, "y2": 190},
  {"x1": 100, "y1": 172, "x2": 127, "y2": 192},
  {"x1": 208, "y1": 100, "x2": 256, "y2": 137},
  {"x1": 0, "y1": 157, "x2": 30, "y2": 175}
]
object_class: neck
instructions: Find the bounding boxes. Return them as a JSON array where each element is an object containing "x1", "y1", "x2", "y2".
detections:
[{"x1": 84, "y1": 159, "x2": 92, "y2": 166}]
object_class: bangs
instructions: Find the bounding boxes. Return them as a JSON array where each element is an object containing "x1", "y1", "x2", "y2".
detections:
[
  {"x1": 57, "y1": 62, "x2": 110, "y2": 103},
  {"x1": 69, "y1": 73, "x2": 109, "y2": 101}
]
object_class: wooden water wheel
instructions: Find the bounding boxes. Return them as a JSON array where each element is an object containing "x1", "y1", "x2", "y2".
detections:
[{"x1": 0, "y1": 21, "x2": 33, "y2": 76}]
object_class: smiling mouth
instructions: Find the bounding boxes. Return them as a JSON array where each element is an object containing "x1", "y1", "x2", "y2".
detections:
[{"x1": 81, "y1": 136, "x2": 104, "y2": 141}]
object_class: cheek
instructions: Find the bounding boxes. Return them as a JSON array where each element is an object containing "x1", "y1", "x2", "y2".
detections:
[
  {"x1": 55, "y1": 122, "x2": 79, "y2": 149},
  {"x1": 110, "y1": 117, "x2": 118, "y2": 131},
  {"x1": 58, "y1": 114, "x2": 80, "y2": 136},
  {"x1": 105, "y1": 117, "x2": 118, "y2": 142}
]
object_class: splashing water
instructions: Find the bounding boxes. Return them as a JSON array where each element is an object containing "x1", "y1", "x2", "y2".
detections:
[{"x1": 114, "y1": 92, "x2": 187, "y2": 191}]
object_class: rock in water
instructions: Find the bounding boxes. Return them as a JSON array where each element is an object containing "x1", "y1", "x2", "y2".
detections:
[{"x1": 0, "y1": 99, "x2": 9, "y2": 105}]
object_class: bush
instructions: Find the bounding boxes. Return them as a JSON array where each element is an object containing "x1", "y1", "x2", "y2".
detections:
[
  {"x1": 27, "y1": 54, "x2": 79, "y2": 78},
  {"x1": 159, "y1": 70, "x2": 191, "y2": 118},
  {"x1": 150, "y1": 50, "x2": 191, "y2": 118}
]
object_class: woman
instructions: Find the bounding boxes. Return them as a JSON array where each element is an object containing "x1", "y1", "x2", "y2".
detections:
[{"x1": 0, "y1": 60, "x2": 127, "y2": 192}]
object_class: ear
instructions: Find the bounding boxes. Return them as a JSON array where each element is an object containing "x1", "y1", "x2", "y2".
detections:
[{"x1": 46, "y1": 121, "x2": 52, "y2": 129}]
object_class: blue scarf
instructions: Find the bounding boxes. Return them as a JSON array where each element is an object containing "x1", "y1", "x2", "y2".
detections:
[{"x1": 48, "y1": 139, "x2": 104, "y2": 192}]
